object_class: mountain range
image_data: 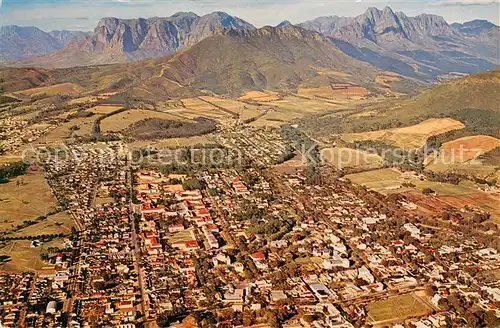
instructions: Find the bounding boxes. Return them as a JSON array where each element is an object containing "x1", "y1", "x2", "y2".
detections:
[
  {"x1": 1, "y1": 7, "x2": 499, "y2": 86},
  {"x1": 10, "y1": 12, "x2": 255, "y2": 68},
  {"x1": 0, "y1": 26, "x2": 90, "y2": 62},
  {"x1": 298, "y1": 7, "x2": 499, "y2": 79}
]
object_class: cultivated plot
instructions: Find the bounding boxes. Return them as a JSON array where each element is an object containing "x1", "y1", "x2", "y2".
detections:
[{"x1": 342, "y1": 118, "x2": 465, "y2": 149}]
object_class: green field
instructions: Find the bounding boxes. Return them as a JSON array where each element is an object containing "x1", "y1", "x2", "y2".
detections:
[
  {"x1": 345, "y1": 168, "x2": 404, "y2": 190},
  {"x1": 366, "y1": 293, "x2": 433, "y2": 325}
]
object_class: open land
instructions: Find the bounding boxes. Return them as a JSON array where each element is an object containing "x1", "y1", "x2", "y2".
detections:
[
  {"x1": 87, "y1": 105, "x2": 124, "y2": 115},
  {"x1": 5, "y1": 211, "x2": 74, "y2": 238},
  {"x1": 35, "y1": 116, "x2": 95, "y2": 144}
]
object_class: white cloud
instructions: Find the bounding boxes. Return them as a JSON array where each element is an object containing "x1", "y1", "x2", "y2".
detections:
[{"x1": 432, "y1": 0, "x2": 499, "y2": 5}]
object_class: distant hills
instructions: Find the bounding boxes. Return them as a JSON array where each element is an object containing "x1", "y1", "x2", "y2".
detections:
[
  {"x1": 0, "y1": 26, "x2": 89, "y2": 62},
  {"x1": 1, "y1": 7, "x2": 499, "y2": 86}
]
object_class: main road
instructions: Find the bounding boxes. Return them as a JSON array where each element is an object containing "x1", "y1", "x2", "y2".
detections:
[{"x1": 127, "y1": 166, "x2": 149, "y2": 319}]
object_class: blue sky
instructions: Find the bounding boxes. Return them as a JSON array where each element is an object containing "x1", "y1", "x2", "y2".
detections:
[{"x1": 0, "y1": 0, "x2": 498, "y2": 31}]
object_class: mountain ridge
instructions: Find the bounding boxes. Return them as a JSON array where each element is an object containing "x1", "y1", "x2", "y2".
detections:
[{"x1": 297, "y1": 7, "x2": 498, "y2": 80}]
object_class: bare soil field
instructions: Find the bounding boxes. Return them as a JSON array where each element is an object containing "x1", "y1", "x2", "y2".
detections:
[
  {"x1": 402, "y1": 190, "x2": 500, "y2": 222},
  {"x1": 427, "y1": 135, "x2": 500, "y2": 165},
  {"x1": 375, "y1": 73, "x2": 401, "y2": 85},
  {"x1": 238, "y1": 91, "x2": 281, "y2": 102},
  {"x1": 342, "y1": 118, "x2": 465, "y2": 149},
  {"x1": 101, "y1": 109, "x2": 188, "y2": 133},
  {"x1": 298, "y1": 84, "x2": 368, "y2": 100},
  {"x1": 320, "y1": 148, "x2": 382, "y2": 169},
  {"x1": 13, "y1": 83, "x2": 82, "y2": 97},
  {"x1": 439, "y1": 193, "x2": 500, "y2": 222},
  {"x1": 0, "y1": 171, "x2": 59, "y2": 233},
  {"x1": 366, "y1": 293, "x2": 433, "y2": 325}
]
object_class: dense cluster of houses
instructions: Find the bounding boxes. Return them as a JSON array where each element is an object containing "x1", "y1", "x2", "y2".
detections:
[
  {"x1": 216, "y1": 125, "x2": 290, "y2": 167},
  {"x1": 0, "y1": 118, "x2": 56, "y2": 153}
]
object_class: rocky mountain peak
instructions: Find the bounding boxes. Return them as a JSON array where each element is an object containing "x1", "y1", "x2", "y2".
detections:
[
  {"x1": 277, "y1": 20, "x2": 292, "y2": 27},
  {"x1": 452, "y1": 19, "x2": 498, "y2": 34}
]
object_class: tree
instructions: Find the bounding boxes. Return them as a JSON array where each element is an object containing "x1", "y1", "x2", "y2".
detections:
[
  {"x1": 422, "y1": 188, "x2": 435, "y2": 195},
  {"x1": 484, "y1": 311, "x2": 499, "y2": 327}
]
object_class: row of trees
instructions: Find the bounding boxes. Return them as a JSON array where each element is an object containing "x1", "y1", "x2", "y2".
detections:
[
  {"x1": 0, "y1": 161, "x2": 30, "y2": 183},
  {"x1": 124, "y1": 117, "x2": 217, "y2": 141}
]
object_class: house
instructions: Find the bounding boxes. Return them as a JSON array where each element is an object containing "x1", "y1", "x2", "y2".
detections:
[{"x1": 358, "y1": 266, "x2": 374, "y2": 284}]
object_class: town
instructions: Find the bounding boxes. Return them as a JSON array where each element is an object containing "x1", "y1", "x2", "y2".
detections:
[{"x1": 0, "y1": 136, "x2": 499, "y2": 328}]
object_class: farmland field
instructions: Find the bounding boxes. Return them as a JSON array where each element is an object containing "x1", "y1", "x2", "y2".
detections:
[
  {"x1": 0, "y1": 170, "x2": 59, "y2": 233},
  {"x1": 426, "y1": 135, "x2": 500, "y2": 165},
  {"x1": 439, "y1": 193, "x2": 500, "y2": 222},
  {"x1": 238, "y1": 91, "x2": 281, "y2": 102},
  {"x1": 366, "y1": 293, "x2": 433, "y2": 325},
  {"x1": 176, "y1": 98, "x2": 233, "y2": 121},
  {"x1": 402, "y1": 190, "x2": 500, "y2": 222},
  {"x1": 67, "y1": 92, "x2": 118, "y2": 105},
  {"x1": 249, "y1": 95, "x2": 347, "y2": 127},
  {"x1": 298, "y1": 84, "x2": 368, "y2": 100},
  {"x1": 199, "y1": 96, "x2": 263, "y2": 121},
  {"x1": 345, "y1": 168, "x2": 406, "y2": 190},
  {"x1": 35, "y1": 116, "x2": 95, "y2": 144},
  {"x1": 375, "y1": 73, "x2": 401, "y2": 85},
  {"x1": 88, "y1": 105, "x2": 124, "y2": 115},
  {"x1": 100, "y1": 109, "x2": 188, "y2": 133},
  {"x1": 342, "y1": 118, "x2": 465, "y2": 149},
  {"x1": 320, "y1": 148, "x2": 382, "y2": 169}
]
